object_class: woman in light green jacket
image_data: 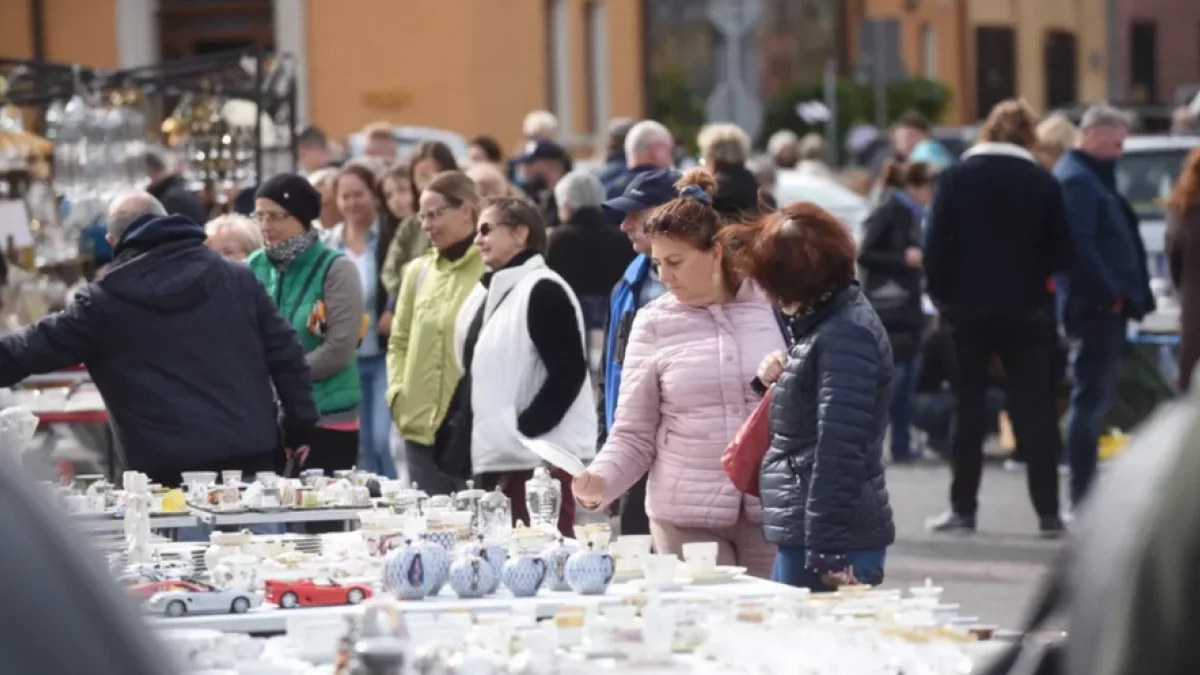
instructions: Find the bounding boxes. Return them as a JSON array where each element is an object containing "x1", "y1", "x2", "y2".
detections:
[{"x1": 387, "y1": 170, "x2": 485, "y2": 495}]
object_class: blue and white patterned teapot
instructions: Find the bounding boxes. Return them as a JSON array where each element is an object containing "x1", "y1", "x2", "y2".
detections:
[
  {"x1": 382, "y1": 539, "x2": 434, "y2": 600},
  {"x1": 447, "y1": 550, "x2": 498, "y2": 600},
  {"x1": 565, "y1": 541, "x2": 615, "y2": 595},
  {"x1": 461, "y1": 535, "x2": 506, "y2": 595},
  {"x1": 540, "y1": 538, "x2": 575, "y2": 592},
  {"x1": 502, "y1": 550, "x2": 547, "y2": 598},
  {"x1": 416, "y1": 535, "x2": 451, "y2": 598}
]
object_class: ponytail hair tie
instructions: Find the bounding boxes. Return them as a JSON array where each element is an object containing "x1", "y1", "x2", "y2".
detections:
[{"x1": 678, "y1": 184, "x2": 713, "y2": 205}]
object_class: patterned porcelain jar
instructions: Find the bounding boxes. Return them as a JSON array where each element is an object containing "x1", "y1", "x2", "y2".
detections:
[
  {"x1": 447, "y1": 552, "x2": 498, "y2": 600},
  {"x1": 565, "y1": 542, "x2": 615, "y2": 596},
  {"x1": 502, "y1": 543, "x2": 548, "y2": 598},
  {"x1": 382, "y1": 539, "x2": 434, "y2": 600},
  {"x1": 416, "y1": 535, "x2": 452, "y2": 597},
  {"x1": 540, "y1": 538, "x2": 575, "y2": 592},
  {"x1": 461, "y1": 536, "x2": 507, "y2": 595}
]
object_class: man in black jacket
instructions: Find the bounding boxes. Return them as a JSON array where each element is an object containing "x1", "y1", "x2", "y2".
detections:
[
  {"x1": 923, "y1": 100, "x2": 1072, "y2": 537},
  {"x1": 0, "y1": 192, "x2": 317, "y2": 485},
  {"x1": 144, "y1": 148, "x2": 207, "y2": 226}
]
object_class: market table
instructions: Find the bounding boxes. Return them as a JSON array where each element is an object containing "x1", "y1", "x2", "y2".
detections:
[
  {"x1": 191, "y1": 507, "x2": 364, "y2": 528},
  {"x1": 145, "y1": 575, "x2": 802, "y2": 635},
  {"x1": 71, "y1": 512, "x2": 198, "y2": 534}
]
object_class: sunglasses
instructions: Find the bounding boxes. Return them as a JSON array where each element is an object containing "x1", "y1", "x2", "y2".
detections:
[{"x1": 477, "y1": 221, "x2": 514, "y2": 237}]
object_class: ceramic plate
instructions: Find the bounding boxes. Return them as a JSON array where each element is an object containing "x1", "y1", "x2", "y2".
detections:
[
  {"x1": 522, "y1": 438, "x2": 586, "y2": 477},
  {"x1": 627, "y1": 578, "x2": 687, "y2": 592},
  {"x1": 684, "y1": 565, "x2": 746, "y2": 584}
]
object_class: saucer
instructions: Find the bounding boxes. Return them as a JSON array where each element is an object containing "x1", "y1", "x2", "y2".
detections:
[
  {"x1": 683, "y1": 565, "x2": 746, "y2": 584},
  {"x1": 627, "y1": 578, "x2": 686, "y2": 592}
]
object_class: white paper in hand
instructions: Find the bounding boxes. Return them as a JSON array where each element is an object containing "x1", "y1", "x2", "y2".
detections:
[{"x1": 521, "y1": 437, "x2": 586, "y2": 478}]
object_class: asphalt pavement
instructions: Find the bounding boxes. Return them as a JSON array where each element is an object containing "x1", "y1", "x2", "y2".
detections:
[{"x1": 880, "y1": 461, "x2": 1064, "y2": 629}]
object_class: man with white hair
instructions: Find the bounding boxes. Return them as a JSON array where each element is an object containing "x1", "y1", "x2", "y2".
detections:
[
  {"x1": 1053, "y1": 103, "x2": 1154, "y2": 507},
  {"x1": 604, "y1": 120, "x2": 675, "y2": 200},
  {"x1": 523, "y1": 110, "x2": 560, "y2": 141},
  {"x1": 0, "y1": 191, "x2": 317, "y2": 484},
  {"x1": 547, "y1": 170, "x2": 637, "y2": 330},
  {"x1": 767, "y1": 129, "x2": 800, "y2": 168}
]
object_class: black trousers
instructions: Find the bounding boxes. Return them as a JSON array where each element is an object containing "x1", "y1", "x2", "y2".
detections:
[
  {"x1": 619, "y1": 475, "x2": 650, "y2": 536},
  {"x1": 949, "y1": 317, "x2": 1061, "y2": 517}
]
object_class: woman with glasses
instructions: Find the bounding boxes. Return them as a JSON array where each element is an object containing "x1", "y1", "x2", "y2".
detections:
[
  {"x1": 455, "y1": 197, "x2": 594, "y2": 537},
  {"x1": 246, "y1": 173, "x2": 366, "y2": 474},
  {"x1": 387, "y1": 171, "x2": 486, "y2": 495}
]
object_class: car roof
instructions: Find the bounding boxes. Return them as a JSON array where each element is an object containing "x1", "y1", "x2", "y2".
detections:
[
  {"x1": 347, "y1": 125, "x2": 471, "y2": 162},
  {"x1": 1123, "y1": 135, "x2": 1200, "y2": 152}
]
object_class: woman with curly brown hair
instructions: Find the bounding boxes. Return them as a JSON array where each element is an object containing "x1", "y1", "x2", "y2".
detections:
[
  {"x1": 1167, "y1": 146, "x2": 1200, "y2": 390},
  {"x1": 720, "y1": 203, "x2": 895, "y2": 590},
  {"x1": 572, "y1": 168, "x2": 782, "y2": 578}
]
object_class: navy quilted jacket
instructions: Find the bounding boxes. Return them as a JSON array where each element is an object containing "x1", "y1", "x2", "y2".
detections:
[{"x1": 759, "y1": 285, "x2": 896, "y2": 567}]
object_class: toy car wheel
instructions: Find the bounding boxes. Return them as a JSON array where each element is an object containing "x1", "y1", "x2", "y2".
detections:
[
  {"x1": 346, "y1": 589, "x2": 365, "y2": 605},
  {"x1": 165, "y1": 600, "x2": 187, "y2": 617},
  {"x1": 279, "y1": 592, "x2": 299, "y2": 609},
  {"x1": 231, "y1": 597, "x2": 251, "y2": 614}
]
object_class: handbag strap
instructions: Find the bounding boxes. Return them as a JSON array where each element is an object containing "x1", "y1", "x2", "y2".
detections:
[
  {"x1": 773, "y1": 305, "x2": 792, "y2": 347},
  {"x1": 462, "y1": 285, "x2": 517, "y2": 375}
]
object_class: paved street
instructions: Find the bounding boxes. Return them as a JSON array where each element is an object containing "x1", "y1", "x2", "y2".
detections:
[{"x1": 880, "y1": 461, "x2": 1064, "y2": 629}]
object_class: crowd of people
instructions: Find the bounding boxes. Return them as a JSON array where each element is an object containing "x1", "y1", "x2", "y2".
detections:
[{"x1": 0, "y1": 94, "x2": 1190, "y2": 594}]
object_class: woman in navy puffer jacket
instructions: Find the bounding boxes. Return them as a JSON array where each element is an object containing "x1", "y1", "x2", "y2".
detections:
[{"x1": 721, "y1": 202, "x2": 896, "y2": 591}]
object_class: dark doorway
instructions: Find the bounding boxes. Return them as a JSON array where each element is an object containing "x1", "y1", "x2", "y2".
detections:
[
  {"x1": 1044, "y1": 30, "x2": 1078, "y2": 111},
  {"x1": 975, "y1": 26, "x2": 1016, "y2": 119},
  {"x1": 1130, "y1": 21, "x2": 1158, "y2": 103}
]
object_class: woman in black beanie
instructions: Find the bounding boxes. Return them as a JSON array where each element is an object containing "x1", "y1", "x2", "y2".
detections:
[{"x1": 246, "y1": 173, "x2": 366, "y2": 475}]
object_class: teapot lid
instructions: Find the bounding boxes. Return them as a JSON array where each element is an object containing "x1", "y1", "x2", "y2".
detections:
[
  {"x1": 527, "y1": 466, "x2": 554, "y2": 485},
  {"x1": 406, "y1": 482, "x2": 429, "y2": 498},
  {"x1": 480, "y1": 485, "x2": 510, "y2": 506},
  {"x1": 454, "y1": 479, "x2": 485, "y2": 500}
]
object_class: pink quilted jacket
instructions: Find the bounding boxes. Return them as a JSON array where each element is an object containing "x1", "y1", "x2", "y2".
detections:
[{"x1": 589, "y1": 281, "x2": 786, "y2": 529}]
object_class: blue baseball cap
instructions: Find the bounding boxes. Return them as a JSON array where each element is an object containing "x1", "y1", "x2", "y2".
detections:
[
  {"x1": 603, "y1": 169, "x2": 682, "y2": 223},
  {"x1": 515, "y1": 139, "x2": 572, "y2": 166}
]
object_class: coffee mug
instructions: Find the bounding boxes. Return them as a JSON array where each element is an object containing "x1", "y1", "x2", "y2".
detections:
[{"x1": 681, "y1": 542, "x2": 718, "y2": 574}]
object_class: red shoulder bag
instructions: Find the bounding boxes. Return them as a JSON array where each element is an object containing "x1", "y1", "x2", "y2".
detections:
[{"x1": 721, "y1": 387, "x2": 774, "y2": 497}]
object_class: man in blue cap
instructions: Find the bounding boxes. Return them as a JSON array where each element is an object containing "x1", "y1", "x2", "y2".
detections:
[
  {"x1": 515, "y1": 139, "x2": 573, "y2": 227},
  {"x1": 597, "y1": 168, "x2": 681, "y2": 536}
]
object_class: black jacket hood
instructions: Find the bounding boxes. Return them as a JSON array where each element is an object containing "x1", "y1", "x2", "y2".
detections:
[{"x1": 98, "y1": 214, "x2": 216, "y2": 313}]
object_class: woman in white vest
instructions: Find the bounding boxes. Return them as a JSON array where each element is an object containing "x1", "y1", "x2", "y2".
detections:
[{"x1": 454, "y1": 197, "x2": 596, "y2": 537}]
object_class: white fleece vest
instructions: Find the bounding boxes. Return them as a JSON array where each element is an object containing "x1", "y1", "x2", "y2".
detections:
[{"x1": 454, "y1": 255, "x2": 597, "y2": 474}]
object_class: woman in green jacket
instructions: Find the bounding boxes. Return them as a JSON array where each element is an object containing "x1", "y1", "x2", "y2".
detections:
[
  {"x1": 247, "y1": 173, "x2": 366, "y2": 473},
  {"x1": 388, "y1": 170, "x2": 485, "y2": 495}
]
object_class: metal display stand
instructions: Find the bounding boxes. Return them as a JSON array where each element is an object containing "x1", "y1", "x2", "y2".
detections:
[
  {"x1": 72, "y1": 513, "x2": 198, "y2": 534},
  {"x1": 191, "y1": 507, "x2": 364, "y2": 528}
]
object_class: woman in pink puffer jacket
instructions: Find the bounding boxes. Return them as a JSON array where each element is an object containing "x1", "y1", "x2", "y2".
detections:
[{"x1": 574, "y1": 169, "x2": 783, "y2": 578}]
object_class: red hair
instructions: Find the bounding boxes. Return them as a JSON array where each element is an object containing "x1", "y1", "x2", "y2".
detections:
[
  {"x1": 718, "y1": 202, "x2": 857, "y2": 306},
  {"x1": 1169, "y1": 146, "x2": 1200, "y2": 210}
]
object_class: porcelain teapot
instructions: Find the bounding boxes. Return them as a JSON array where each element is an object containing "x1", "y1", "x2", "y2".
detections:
[
  {"x1": 416, "y1": 534, "x2": 452, "y2": 597},
  {"x1": 460, "y1": 536, "x2": 506, "y2": 595},
  {"x1": 565, "y1": 542, "x2": 615, "y2": 595},
  {"x1": 502, "y1": 551, "x2": 547, "y2": 598},
  {"x1": 382, "y1": 539, "x2": 434, "y2": 600},
  {"x1": 447, "y1": 550, "x2": 498, "y2": 600},
  {"x1": 540, "y1": 538, "x2": 575, "y2": 592}
]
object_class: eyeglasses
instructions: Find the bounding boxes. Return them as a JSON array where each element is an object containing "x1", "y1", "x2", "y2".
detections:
[
  {"x1": 252, "y1": 211, "x2": 290, "y2": 224},
  {"x1": 418, "y1": 203, "x2": 456, "y2": 222},
  {"x1": 477, "y1": 222, "x2": 511, "y2": 237}
]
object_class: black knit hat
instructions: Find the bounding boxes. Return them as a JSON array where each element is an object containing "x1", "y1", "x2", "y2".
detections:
[{"x1": 255, "y1": 173, "x2": 322, "y2": 226}]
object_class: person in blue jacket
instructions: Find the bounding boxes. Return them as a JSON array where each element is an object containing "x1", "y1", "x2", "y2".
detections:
[
  {"x1": 597, "y1": 168, "x2": 681, "y2": 535},
  {"x1": 1053, "y1": 104, "x2": 1154, "y2": 507}
]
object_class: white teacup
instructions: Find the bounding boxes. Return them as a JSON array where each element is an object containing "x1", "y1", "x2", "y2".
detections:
[
  {"x1": 612, "y1": 534, "x2": 653, "y2": 572},
  {"x1": 642, "y1": 553, "x2": 679, "y2": 587},
  {"x1": 682, "y1": 541, "x2": 719, "y2": 575}
]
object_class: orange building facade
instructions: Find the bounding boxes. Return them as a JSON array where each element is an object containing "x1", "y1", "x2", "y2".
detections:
[{"x1": 1, "y1": 0, "x2": 644, "y2": 154}]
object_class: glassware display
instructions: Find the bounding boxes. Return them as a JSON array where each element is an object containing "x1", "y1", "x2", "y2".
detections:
[
  {"x1": 477, "y1": 486, "x2": 513, "y2": 542},
  {"x1": 523, "y1": 466, "x2": 561, "y2": 530},
  {"x1": 452, "y1": 479, "x2": 486, "y2": 536}
]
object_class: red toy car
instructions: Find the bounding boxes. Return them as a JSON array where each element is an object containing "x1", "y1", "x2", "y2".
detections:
[{"x1": 264, "y1": 578, "x2": 373, "y2": 609}]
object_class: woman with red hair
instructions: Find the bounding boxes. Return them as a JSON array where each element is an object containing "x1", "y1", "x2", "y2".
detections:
[
  {"x1": 1167, "y1": 146, "x2": 1200, "y2": 390},
  {"x1": 720, "y1": 203, "x2": 896, "y2": 590}
]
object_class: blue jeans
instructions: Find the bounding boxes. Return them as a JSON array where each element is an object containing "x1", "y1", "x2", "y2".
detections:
[
  {"x1": 890, "y1": 357, "x2": 920, "y2": 461},
  {"x1": 357, "y1": 355, "x2": 396, "y2": 478},
  {"x1": 1066, "y1": 316, "x2": 1126, "y2": 505},
  {"x1": 771, "y1": 546, "x2": 887, "y2": 591}
]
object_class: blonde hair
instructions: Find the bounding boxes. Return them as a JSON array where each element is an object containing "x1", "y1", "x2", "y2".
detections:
[
  {"x1": 424, "y1": 170, "x2": 482, "y2": 217},
  {"x1": 465, "y1": 162, "x2": 510, "y2": 201},
  {"x1": 697, "y1": 123, "x2": 751, "y2": 167},
  {"x1": 1036, "y1": 114, "x2": 1080, "y2": 159},
  {"x1": 204, "y1": 214, "x2": 263, "y2": 256},
  {"x1": 308, "y1": 167, "x2": 338, "y2": 190}
]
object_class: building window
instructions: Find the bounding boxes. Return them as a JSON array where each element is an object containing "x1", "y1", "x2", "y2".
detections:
[
  {"x1": 583, "y1": 1, "x2": 609, "y2": 135},
  {"x1": 975, "y1": 26, "x2": 1016, "y2": 119},
  {"x1": 921, "y1": 23, "x2": 938, "y2": 79},
  {"x1": 1130, "y1": 20, "x2": 1158, "y2": 103},
  {"x1": 546, "y1": 0, "x2": 571, "y2": 135},
  {"x1": 157, "y1": 0, "x2": 274, "y2": 61},
  {"x1": 1044, "y1": 30, "x2": 1078, "y2": 111}
]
